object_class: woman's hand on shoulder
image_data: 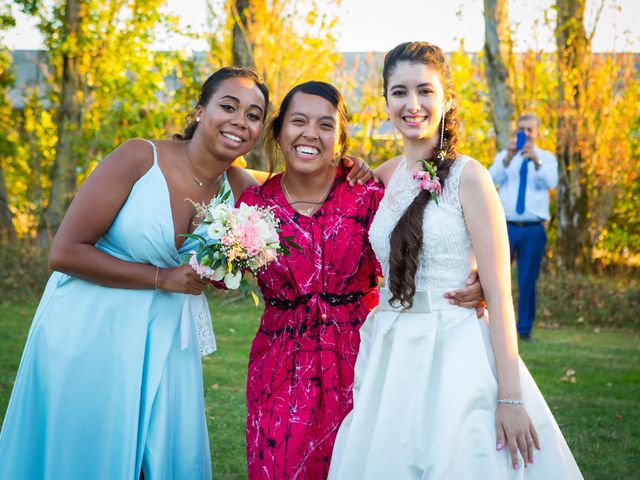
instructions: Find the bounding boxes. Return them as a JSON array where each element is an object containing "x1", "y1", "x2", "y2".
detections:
[
  {"x1": 496, "y1": 404, "x2": 541, "y2": 470},
  {"x1": 341, "y1": 155, "x2": 376, "y2": 186},
  {"x1": 372, "y1": 156, "x2": 403, "y2": 188}
]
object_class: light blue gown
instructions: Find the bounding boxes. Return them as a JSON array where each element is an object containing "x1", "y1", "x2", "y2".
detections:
[{"x1": 0, "y1": 141, "x2": 227, "y2": 479}]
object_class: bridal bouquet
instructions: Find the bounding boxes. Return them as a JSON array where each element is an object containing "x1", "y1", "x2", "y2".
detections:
[{"x1": 183, "y1": 185, "x2": 297, "y2": 303}]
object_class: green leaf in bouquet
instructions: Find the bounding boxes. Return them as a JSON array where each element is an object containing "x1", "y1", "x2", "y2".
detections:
[
  {"x1": 238, "y1": 278, "x2": 261, "y2": 307},
  {"x1": 212, "y1": 257, "x2": 223, "y2": 270},
  {"x1": 220, "y1": 189, "x2": 231, "y2": 203},
  {"x1": 179, "y1": 232, "x2": 208, "y2": 243},
  {"x1": 214, "y1": 182, "x2": 232, "y2": 204},
  {"x1": 239, "y1": 278, "x2": 249, "y2": 295}
]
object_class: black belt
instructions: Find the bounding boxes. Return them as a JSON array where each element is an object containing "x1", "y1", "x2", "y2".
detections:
[
  {"x1": 265, "y1": 291, "x2": 365, "y2": 310},
  {"x1": 507, "y1": 221, "x2": 544, "y2": 227}
]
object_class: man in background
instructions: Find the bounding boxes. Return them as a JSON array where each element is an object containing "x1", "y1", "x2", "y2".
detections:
[{"x1": 489, "y1": 113, "x2": 558, "y2": 341}]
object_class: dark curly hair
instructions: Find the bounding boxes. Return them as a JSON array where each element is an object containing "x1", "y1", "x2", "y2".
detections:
[
  {"x1": 384, "y1": 42, "x2": 461, "y2": 309},
  {"x1": 174, "y1": 67, "x2": 269, "y2": 140}
]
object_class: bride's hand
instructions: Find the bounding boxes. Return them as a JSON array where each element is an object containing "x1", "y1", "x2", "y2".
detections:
[{"x1": 496, "y1": 404, "x2": 540, "y2": 470}]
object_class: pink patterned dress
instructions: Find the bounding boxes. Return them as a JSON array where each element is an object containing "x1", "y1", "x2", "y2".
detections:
[{"x1": 238, "y1": 166, "x2": 383, "y2": 479}]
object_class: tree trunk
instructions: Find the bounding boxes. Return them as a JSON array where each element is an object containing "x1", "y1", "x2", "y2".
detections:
[
  {"x1": 554, "y1": 0, "x2": 592, "y2": 271},
  {"x1": 36, "y1": 0, "x2": 83, "y2": 248},
  {"x1": 483, "y1": 0, "x2": 515, "y2": 152},
  {"x1": 0, "y1": 163, "x2": 15, "y2": 242},
  {"x1": 231, "y1": 0, "x2": 254, "y2": 68},
  {"x1": 230, "y1": 0, "x2": 267, "y2": 170}
]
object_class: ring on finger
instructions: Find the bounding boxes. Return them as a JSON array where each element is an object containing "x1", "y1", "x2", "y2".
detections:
[{"x1": 525, "y1": 437, "x2": 533, "y2": 444}]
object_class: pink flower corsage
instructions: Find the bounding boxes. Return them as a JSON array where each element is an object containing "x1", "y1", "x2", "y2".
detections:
[{"x1": 412, "y1": 160, "x2": 442, "y2": 204}]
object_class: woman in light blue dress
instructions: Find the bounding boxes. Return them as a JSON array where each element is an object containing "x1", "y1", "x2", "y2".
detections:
[{"x1": 0, "y1": 67, "x2": 270, "y2": 479}]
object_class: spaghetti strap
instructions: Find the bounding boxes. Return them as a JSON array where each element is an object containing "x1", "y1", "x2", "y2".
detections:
[
  {"x1": 142, "y1": 139, "x2": 158, "y2": 165},
  {"x1": 222, "y1": 171, "x2": 235, "y2": 204}
]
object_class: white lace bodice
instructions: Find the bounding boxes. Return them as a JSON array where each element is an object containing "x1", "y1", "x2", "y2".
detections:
[{"x1": 369, "y1": 156, "x2": 475, "y2": 291}]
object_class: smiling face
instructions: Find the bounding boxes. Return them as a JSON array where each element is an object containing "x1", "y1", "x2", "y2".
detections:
[
  {"x1": 195, "y1": 76, "x2": 267, "y2": 161},
  {"x1": 277, "y1": 92, "x2": 341, "y2": 176},
  {"x1": 385, "y1": 61, "x2": 447, "y2": 144}
]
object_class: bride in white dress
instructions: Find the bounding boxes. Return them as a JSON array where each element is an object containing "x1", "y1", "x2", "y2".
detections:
[{"x1": 328, "y1": 42, "x2": 583, "y2": 479}]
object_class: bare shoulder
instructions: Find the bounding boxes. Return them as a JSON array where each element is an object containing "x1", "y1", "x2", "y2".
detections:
[
  {"x1": 226, "y1": 165, "x2": 259, "y2": 200},
  {"x1": 96, "y1": 138, "x2": 157, "y2": 180},
  {"x1": 90, "y1": 138, "x2": 153, "y2": 188},
  {"x1": 458, "y1": 155, "x2": 500, "y2": 208},
  {"x1": 459, "y1": 156, "x2": 492, "y2": 187},
  {"x1": 373, "y1": 155, "x2": 404, "y2": 187}
]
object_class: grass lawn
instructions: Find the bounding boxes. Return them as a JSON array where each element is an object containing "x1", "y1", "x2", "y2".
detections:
[{"x1": 1, "y1": 296, "x2": 639, "y2": 479}]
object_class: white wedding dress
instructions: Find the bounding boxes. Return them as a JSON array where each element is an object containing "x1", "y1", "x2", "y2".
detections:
[{"x1": 328, "y1": 156, "x2": 583, "y2": 479}]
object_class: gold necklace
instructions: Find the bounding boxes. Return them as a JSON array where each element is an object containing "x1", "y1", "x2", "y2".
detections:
[{"x1": 281, "y1": 169, "x2": 335, "y2": 217}]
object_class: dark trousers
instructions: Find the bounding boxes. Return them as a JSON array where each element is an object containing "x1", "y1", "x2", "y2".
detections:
[{"x1": 507, "y1": 222, "x2": 547, "y2": 336}]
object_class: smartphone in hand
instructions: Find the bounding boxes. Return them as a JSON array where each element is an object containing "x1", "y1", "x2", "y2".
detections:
[{"x1": 515, "y1": 131, "x2": 527, "y2": 151}]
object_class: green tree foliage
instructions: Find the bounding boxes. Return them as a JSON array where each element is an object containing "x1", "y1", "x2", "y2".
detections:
[
  {"x1": 220, "y1": 0, "x2": 341, "y2": 106},
  {"x1": 334, "y1": 52, "x2": 400, "y2": 166},
  {"x1": 0, "y1": 1, "x2": 16, "y2": 240},
  {"x1": 450, "y1": 45, "x2": 494, "y2": 167},
  {"x1": 552, "y1": 0, "x2": 639, "y2": 270},
  {"x1": 5, "y1": 0, "x2": 203, "y2": 239}
]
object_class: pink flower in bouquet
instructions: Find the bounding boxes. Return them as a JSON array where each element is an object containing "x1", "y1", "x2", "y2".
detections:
[
  {"x1": 221, "y1": 235, "x2": 234, "y2": 247},
  {"x1": 233, "y1": 220, "x2": 263, "y2": 256},
  {"x1": 189, "y1": 252, "x2": 219, "y2": 280}
]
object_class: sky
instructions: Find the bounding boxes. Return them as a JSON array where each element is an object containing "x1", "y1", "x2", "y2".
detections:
[{"x1": 4, "y1": 0, "x2": 640, "y2": 52}]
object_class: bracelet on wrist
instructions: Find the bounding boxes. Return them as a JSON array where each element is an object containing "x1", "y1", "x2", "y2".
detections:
[
  {"x1": 155, "y1": 266, "x2": 160, "y2": 292},
  {"x1": 498, "y1": 398, "x2": 524, "y2": 405}
]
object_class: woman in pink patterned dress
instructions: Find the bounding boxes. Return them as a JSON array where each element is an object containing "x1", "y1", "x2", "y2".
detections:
[{"x1": 238, "y1": 81, "x2": 383, "y2": 479}]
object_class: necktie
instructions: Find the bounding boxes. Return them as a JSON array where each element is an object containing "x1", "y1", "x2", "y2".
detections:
[{"x1": 515, "y1": 158, "x2": 529, "y2": 214}]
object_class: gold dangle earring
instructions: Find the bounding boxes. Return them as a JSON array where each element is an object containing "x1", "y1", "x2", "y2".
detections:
[{"x1": 437, "y1": 108, "x2": 447, "y2": 161}]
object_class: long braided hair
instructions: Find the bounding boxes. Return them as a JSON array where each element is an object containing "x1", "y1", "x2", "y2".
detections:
[{"x1": 384, "y1": 42, "x2": 461, "y2": 309}]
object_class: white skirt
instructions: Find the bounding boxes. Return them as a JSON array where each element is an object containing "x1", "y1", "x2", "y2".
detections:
[{"x1": 328, "y1": 288, "x2": 583, "y2": 480}]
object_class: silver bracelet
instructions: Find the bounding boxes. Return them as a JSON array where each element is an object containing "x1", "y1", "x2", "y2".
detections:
[
  {"x1": 498, "y1": 399, "x2": 524, "y2": 405},
  {"x1": 154, "y1": 266, "x2": 160, "y2": 292}
]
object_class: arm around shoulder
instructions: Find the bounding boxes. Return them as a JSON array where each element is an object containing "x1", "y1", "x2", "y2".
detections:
[{"x1": 372, "y1": 156, "x2": 403, "y2": 188}]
